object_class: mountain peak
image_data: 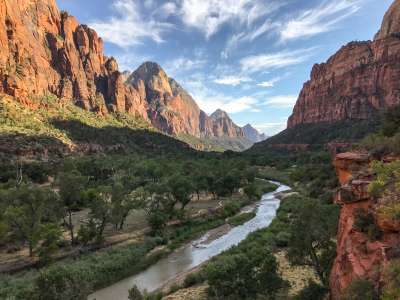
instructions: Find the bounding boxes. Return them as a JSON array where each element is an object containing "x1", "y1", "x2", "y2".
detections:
[
  {"x1": 375, "y1": 0, "x2": 400, "y2": 40},
  {"x1": 242, "y1": 124, "x2": 267, "y2": 143},
  {"x1": 131, "y1": 61, "x2": 166, "y2": 80},
  {"x1": 211, "y1": 109, "x2": 229, "y2": 119}
]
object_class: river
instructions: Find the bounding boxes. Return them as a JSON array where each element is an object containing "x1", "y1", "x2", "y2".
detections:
[{"x1": 89, "y1": 181, "x2": 290, "y2": 300}]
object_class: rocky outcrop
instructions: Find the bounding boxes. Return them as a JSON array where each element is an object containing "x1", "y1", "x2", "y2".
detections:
[
  {"x1": 0, "y1": 0, "x2": 149, "y2": 119},
  {"x1": 127, "y1": 62, "x2": 247, "y2": 139},
  {"x1": 242, "y1": 124, "x2": 266, "y2": 143},
  {"x1": 288, "y1": 0, "x2": 400, "y2": 128},
  {"x1": 330, "y1": 152, "x2": 400, "y2": 299},
  {"x1": 210, "y1": 109, "x2": 245, "y2": 138}
]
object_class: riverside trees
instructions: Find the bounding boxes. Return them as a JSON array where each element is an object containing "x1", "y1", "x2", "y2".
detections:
[{"x1": 0, "y1": 156, "x2": 255, "y2": 258}]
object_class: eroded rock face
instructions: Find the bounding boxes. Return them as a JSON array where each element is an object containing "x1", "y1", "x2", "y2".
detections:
[
  {"x1": 210, "y1": 109, "x2": 245, "y2": 138},
  {"x1": 330, "y1": 152, "x2": 400, "y2": 299},
  {"x1": 0, "y1": 0, "x2": 149, "y2": 120},
  {"x1": 0, "y1": 0, "x2": 249, "y2": 143},
  {"x1": 127, "y1": 62, "x2": 246, "y2": 139},
  {"x1": 288, "y1": 0, "x2": 400, "y2": 128}
]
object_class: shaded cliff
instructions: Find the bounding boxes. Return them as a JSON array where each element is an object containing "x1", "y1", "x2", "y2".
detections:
[
  {"x1": 288, "y1": 0, "x2": 400, "y2": 128},
  {"x1": 330, "y1": 152, "x2": 400, "y2": 299}
]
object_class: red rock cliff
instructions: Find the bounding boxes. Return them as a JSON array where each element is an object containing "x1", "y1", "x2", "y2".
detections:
[
  {"x1": 288, "y1": 0, "x2": 400, "y2": 128},
  {"x1": 330, "y1": 152, "x2": 400, "y2": 299},
  {"x1": 127, "y1": 62, "x2": 246, "y2": 139},
  {"x1": 0, "y1": 0, "x2": 149, "y2": 119},
  {"x1": 0, "y1": 1, "x2": 247, "y2": 142}
]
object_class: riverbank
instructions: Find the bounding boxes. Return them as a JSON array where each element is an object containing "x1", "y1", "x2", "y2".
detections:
[
  {"x1": 0, "y1": 181, "x2": 278, "y2": 300},
  {"x1": 89, "y1": 182, "x2": 287, "y2": 300},
  {"x1": 161, "y1": 189, "x2": 322, "y2": 299}
]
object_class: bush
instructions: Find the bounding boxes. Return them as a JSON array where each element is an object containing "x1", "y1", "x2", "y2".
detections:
[
  {"x1": 205, "y1": 252, "x2": 283, "y2": 299},
  {"x1": 34, "y1": 266, "x2": 90, "y2": 300},
  {"x1": 183, "y1": 272, "x2": 205, "y2": 288},
  {"x1": 294, "y1": 281, "x2": 327, "y2": 300},
  {"x1": 128, "y1": 285, "x2": 143, "y2": 300},
  {"x1": 275, "y1": 231, "x2": 291, "y2": 248},
  {"x1": 353, "y1": 209, "x2": 382, "y2": 241},
  {"x1": 341, "y1": 278, "x2": 377, "y2": 300},
  {"x1": 382, "y1": 260, "x2": 400, "y2": 300},
  {"x1": 227, "y1": 212, "x2": 255, "y2": 226}
]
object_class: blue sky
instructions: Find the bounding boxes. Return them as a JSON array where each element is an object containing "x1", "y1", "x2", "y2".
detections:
[{"x1": 56, "y1": 0, "x2": 392, "y2": 135}]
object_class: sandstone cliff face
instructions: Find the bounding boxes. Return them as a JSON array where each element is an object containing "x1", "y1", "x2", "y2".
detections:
[
  {"x1": 288, "y1": 0, "x2": 400, "y2": 128},
  {"x1": 0, "y1": 0, "x2": 250, "y2": 146},
  {"x1": 127, "y1": 62, "x2": 246, "y2": 139},
  {"x1": 0, "y1": 0, "x2": 149, "y2": 118},
  {"x1": 330, "y1": 152, "x2": 400, "y2": 299},
  {"x1": 210, "y1": 109, "x2": 245, "y2": 138}
]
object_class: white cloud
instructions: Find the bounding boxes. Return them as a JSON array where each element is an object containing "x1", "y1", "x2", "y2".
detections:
[
  {"x1": 115, "y1": 53, "x2": 152, "y2": 72},
  {"x1": 214, "y1": 76, "x2": 252, "y2": 86},
  {"x1": 160, "y1": 2, "x2": 177, "y2": 15},
  {"x1": 257, "y1": 77, "x2": 281, "y2": 88},
  {"x1": 89, "y1": 0, "x2": 173, "y2": 48},
  {"x1": 182, "y1": 76, "x2": 259, "y2": 114},
  {"x1": 177, "y1": 0, "x2": 276, "y2": 39},
  {"x1": 280, "y1": 0, "x2": 362, "y2": 41},
  {"x1": 240, "y1": 48, "x2": 314, "y2": 73},
  {"x1": 264, "y1": 95, "x2": 298, "y2": 108},
  {"x1": 197, "y1": 95, "x2": 258, "y2": 114},
  {"x1": 164, "y1": 57, "x2": 206, "y2": 76}
]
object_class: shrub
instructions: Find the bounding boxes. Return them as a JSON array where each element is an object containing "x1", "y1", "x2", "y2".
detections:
[
  {"x1": 128, "y1": 285, "x2": 143, "y2": 300},
  {"x1": 275, "y1": 231, "x2": 291, "y2": 248},
  {"x1": 341, "y1": 278, "x2": 377, "y2": 300},
  {"x1": 294, "y1": 281, "x2": 327, "y2": 300},
  {"x1": 382, "y1": 260, "x2": 400, "y2": 300},
  {"x1": 34, "y1": 266, "x2": 90, "y2": 300},
  {"x1": 353, "y1": 209, "x2": 382, "y2": 241},
  {"x1": 205, "y1": 252, "x2": 283, "y2": 299}
]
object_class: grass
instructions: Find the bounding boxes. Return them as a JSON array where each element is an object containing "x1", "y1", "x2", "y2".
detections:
[{"x1": 227, "y1": 212, "x2": 256, "y2": 226}]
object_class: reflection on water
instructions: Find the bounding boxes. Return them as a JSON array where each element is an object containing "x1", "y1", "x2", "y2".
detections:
[{"x1": 89, "y1": 182, "x2": 290, "y2": 300}]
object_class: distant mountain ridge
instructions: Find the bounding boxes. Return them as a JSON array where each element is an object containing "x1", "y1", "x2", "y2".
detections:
[
  {"x1": 127, "y1": 62, "x2": 247, "y2": 142},
  {"x1": 242, "y1": 124, "x2": 267, "y2": 143}
]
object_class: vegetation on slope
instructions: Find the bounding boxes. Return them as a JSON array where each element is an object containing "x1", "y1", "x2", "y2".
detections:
[
  {"x1": 0, "y1": 95, "x2": 195, "y2": 158},
  {"x1": 250, "y1": 118, "x2": 380, "y2": 150}
]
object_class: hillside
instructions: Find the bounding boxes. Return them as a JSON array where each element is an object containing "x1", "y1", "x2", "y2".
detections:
[{"x1": 0, "y1": 94, "x2": 193, "y2": 159}]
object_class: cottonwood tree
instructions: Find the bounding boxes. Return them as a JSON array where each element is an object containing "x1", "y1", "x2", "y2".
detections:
[
  {"x1": 2, "y1": 185, "x2": 62, "y2": 257},
  {"x1": 57, "y1": 171, "x2": 87, "y2": 244},
  {"x1": 287, "y1": 198, "x2": 339, "y2": 285}
]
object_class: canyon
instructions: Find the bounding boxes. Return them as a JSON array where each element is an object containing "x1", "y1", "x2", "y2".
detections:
[
  {"x1": 0, "y1": 0, "x2": 253, "y2": 150},
  {"x1": 288, "y1": 0, "x2": 400, "y2": 129}
]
